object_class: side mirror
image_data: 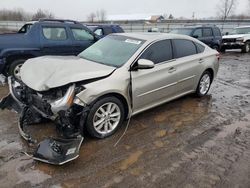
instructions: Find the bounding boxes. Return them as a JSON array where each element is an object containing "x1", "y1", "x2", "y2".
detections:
[
  {"x1": 225, "y1": 32, "x2": 229, "y2": 35},
  {"x1": 137, "y1": 59, "x2": 155, "y2": 70},
  {"x1": 192, "y1": 35, "x2": 199, "y2": 39}
]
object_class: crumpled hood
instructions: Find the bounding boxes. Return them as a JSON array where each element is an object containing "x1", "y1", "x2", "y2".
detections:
[
  {"x1": 223, "y1": 34, "x2": 245, "y2": 39},
  {"x1": 20, "y1": 56, "x2": 116, "y2": 91}
]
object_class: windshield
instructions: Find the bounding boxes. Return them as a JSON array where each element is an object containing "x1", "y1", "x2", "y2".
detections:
[
  {"x1": 170, "y1": 28, "x2": 193, "y2": 35},
  {"x1": 79, "y1": 35, "x2": 145, "y2": 67},
  {"x1": 230, "y1": 27, "x2": 250, "y2": 34}
]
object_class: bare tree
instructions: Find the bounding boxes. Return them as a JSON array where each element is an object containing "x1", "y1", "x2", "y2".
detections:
[
  {"x1": 217, "y1": 0, "x2": 237, "y2": 20},
  {"x1": 0, "y1": 8, "x2": 31, "y2": 21},
  {"x1": 99, "y1": 9, "x2": 107, "y2": 22},
  {"x1": 168, "y1": 14, "x2": 174, "y2": 19},
  {"x1": 217, "y1": 0, "x2": 238, "y2": 31},
  {"x1": 94, "y1": 9, "x2": 107, "y2": 22},
  {"x1": 87, "y1": 12, "x2": 96, "y2": 22},
  {"x1": 32, "y1": 9, "x2": 54, "y2": 20},
  {"x1": 95, "y1": 11, "x2": 100, "y2": 22}
]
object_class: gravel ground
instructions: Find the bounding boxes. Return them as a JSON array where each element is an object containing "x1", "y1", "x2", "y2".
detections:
[{"x1": 0, "y1": 52, "x2": 249, "y2": 188}]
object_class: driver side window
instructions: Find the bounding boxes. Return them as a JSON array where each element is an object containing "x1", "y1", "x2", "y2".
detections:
[{"x1": 140, "y1": 40, "x2": 173, "y2": 64}]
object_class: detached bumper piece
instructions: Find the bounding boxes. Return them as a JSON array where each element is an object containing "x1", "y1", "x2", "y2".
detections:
[
  {"x1": 33, "y1": 136, "x2": 84, "y2": 165},
  {"x1": 0, "y1": 94, "x2": 22, "y2": 113}
]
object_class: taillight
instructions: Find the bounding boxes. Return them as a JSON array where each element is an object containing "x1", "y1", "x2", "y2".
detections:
[{"x1": 216, "y1": 53, "x2": 220, "y2": 61}]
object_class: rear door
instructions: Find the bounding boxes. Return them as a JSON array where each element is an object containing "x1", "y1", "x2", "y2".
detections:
[
  {"x1": 70, "y1": 27, "x2": 96, "y2": 55},
  {"x1": 40, "y1": 25, "x2": 73, "y2": 55},
  {"x1": 172, "y1": 39, "x2": 204, "y2": 93},
  {"x1": 202, "y1": 27, "x2": 214, "y2": 47},
  {"x1": 213, "y1": 27, "x2": 222, "y2": 46},
  {"x1": 132, "y1": 39, "x2": 179, "y2": 112}
]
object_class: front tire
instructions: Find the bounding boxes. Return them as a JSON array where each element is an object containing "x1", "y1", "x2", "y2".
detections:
[
  {"x1": 196, "y1": 71, "x2": 212, "y2": 97},
  {"x1": 86, "y1": 96, "x2": 125, "y2": 139},
  {"x1": 8, "y1": 59, "x2": 26, "y2": 80}
]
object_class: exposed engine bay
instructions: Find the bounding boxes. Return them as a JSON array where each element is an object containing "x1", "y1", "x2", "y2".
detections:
[{"x1": 0, "y1": 77, "x2": 88, "y2": 165}]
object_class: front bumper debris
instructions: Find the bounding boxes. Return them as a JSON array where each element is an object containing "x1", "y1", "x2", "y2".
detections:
[
  {"x1": 33, "y1": 136, "x2": 84, "y2": 165},
  {"x1": 0, "y1": 77, "x2": 87, "y2": 165}
]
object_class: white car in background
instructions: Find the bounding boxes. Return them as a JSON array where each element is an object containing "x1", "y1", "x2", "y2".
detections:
[{"x1": 221, "y1": 26, "x2": 250, "y2": 53}]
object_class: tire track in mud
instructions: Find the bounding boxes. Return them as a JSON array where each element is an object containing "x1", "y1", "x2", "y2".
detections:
[{"x1": 144, "y1": 118, "x2": 250, "y2": 188}]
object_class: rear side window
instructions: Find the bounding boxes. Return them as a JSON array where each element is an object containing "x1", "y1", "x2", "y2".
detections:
[
  {"x1": 195, "y1": 42, "x2": 205, "y2": 53},
  {"x1": 115, "y1": 26, "x2": 124, "y2": 33},
  {"x1": 140, "y1": 39, "x2": 173, "y2": 64},
  {"x1": 173, "y1": 39, "x2": 197, "y2": 58},
  {"x1": 103, "y1": 27, "x2": 113, "y2": 35},
  {"x1": 71, "y1": 28, "x2": 94, "y2": 41},
  {"x1": 203, "y1": 28, "x2": 213, "y2": 37},
  {"x1": 193, "y1": 29, "x2": 202, "y2": 38},
  {"x1": 42, "y1": 27, "x2": 67, "y2": 40},
  {"x1": 94, "y1": 28, "x2": 104, "y2": 36},
  {"x1": 213, "y1": 28, "x2": 221, "y2": 36}
]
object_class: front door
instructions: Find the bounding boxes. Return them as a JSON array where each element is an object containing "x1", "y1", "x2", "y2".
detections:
[
  {"x1": 131, "y1": 39, "x2": 180, "y2": 113},
  {"x1": 70, "y1": 27, "x2": 96, "y2": 55}
]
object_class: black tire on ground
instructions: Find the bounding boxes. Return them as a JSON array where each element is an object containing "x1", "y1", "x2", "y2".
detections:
[
  {"x1": 212, "y1": 45, "x2": 219, "y2": 51},
  {"x1": 8, "y1": 59, "x2": 26, "y2": 79},
  {"x1": 195, "y1": 71, "x2": 212, "y2": 97},
  {"x1": 86, "y1": 96, "x2": 125, "y2": 139},
  {"x1": 220, "y1": 47, "x2": 226, "y2": 53},
  {"x1": 241, "y1": 42, "x2": 250, "y2": 53}
]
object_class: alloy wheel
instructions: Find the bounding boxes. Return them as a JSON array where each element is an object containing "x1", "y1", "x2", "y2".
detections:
[
  {"x1": 199, "y1": 74, "x2": 211, "y2": 95},
  {"x1": 93, "y1": 102, "x2": 121, "y2": 135},
  {"x1": 13, "y1": 64, "x2": 23, "y2": 80}
]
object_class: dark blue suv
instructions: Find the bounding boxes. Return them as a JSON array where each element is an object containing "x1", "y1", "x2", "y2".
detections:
[
  {"x1": 0, "y1": 19, "x2": 98, "y2": 79},
  {"x1": 87, "y1": 24, "x2": 124, "y2": 38},
  {"x1": 170, "y1": 25, "x2": 222, "y2": 51}
]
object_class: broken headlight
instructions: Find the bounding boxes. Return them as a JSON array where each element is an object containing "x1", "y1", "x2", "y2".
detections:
[
  {"x1": 73, "y1": 86, "x2": 86, "y2": 107},
  {"x1": 73, "y1": 97, "x2": 86, "y2": 107}
]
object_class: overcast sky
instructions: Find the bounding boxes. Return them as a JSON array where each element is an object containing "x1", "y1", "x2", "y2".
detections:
[{"x1": 1, "y1": 0, "x2": 249, "y2": 20}]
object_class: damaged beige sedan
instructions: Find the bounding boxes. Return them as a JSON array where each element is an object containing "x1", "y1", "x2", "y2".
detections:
[{"x1": 1, "y1": 33, "x2": 219, "y2": 140}]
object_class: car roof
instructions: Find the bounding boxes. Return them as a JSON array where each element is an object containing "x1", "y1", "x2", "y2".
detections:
[
  {"x1": 114, "y1": 32, "x2": 196, "y2": 42},
  {"x1": 87, "y1": 24, "x2": 119, "y2": 26},
  {"x1": 26, "y1": 19, "x2": 83, "y2": 26}
]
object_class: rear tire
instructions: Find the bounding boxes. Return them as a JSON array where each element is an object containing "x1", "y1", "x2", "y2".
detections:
[
  {"x1": 242, "y1": 42, "x2": 250, "y2": 53},
  {"x1": 86, "y1": 96, "x2": 125, "y2": 139},
  {"x1": 196, "y1": 71, "x2": 212, "y2": 97},
  {"x1": 8, "y1": 59, "x2": 26, "y2": 80}
]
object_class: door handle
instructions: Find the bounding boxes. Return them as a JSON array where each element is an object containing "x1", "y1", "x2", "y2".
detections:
[
  {"x1": 168, "y1": 67, "x2": 176, "y2": 73},
  {"x1": 199, "y1": 58, "x2": 204, "y2": 63}
]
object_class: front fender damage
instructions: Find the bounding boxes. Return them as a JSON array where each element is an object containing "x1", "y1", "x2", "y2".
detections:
[{"x1": 0, "y1": 79, "x2": 88, "y2": 165}]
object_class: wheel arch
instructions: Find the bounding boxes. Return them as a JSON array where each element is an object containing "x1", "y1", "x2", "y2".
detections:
[
  {"x1": 91, "y1": 92, "x2": 130, "y2": 119},
  {"x1": 204, "y1": 68, "x2": 214, "y2": 82},
  {"x1": 5, "y1": 54, "x2": 36, "y2": 74},
  {"x1": 6, "y1": 54, "x2": 35, "y2": 64}
]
